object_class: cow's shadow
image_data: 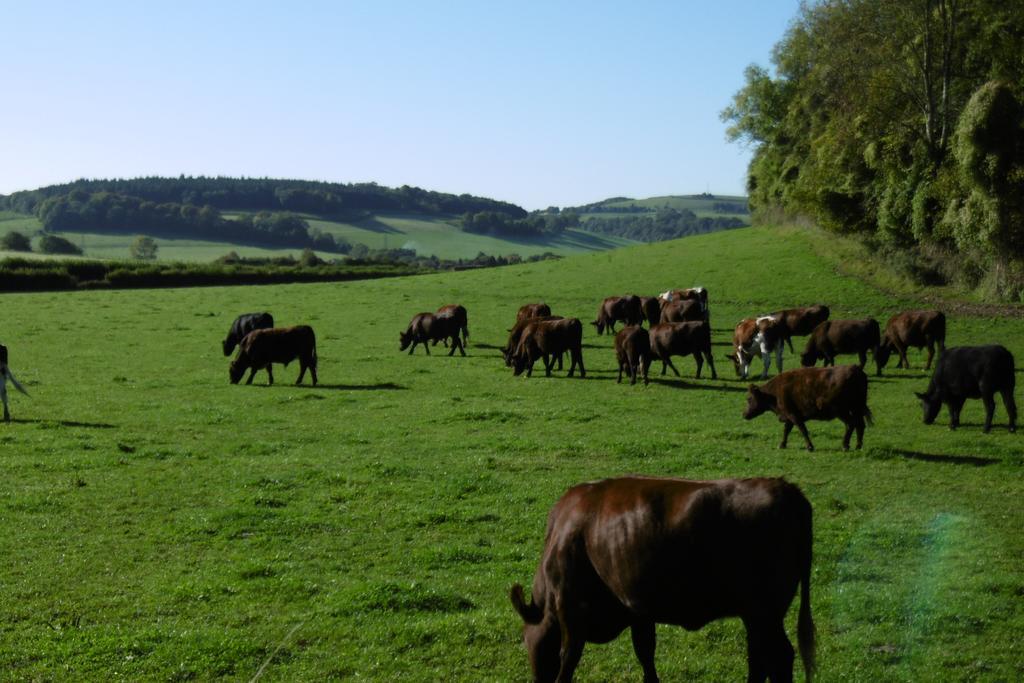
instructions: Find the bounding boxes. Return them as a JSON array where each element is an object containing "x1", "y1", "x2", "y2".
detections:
[
  {"x1": 889, "y1": 448, "x2": 1000, "y2": 467},
  {"x1": 8, "y1": 418, "x2": 116, "y2": 429},
  {"x1": 650, "y1": 378, "x2": 747, "y2": 392},
  {"x1": 269, "y1": 382, "x2": 407, "y2": 391}
]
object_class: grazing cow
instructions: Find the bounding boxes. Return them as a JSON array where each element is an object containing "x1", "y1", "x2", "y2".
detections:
[
  {"x1": 916, "y1": 345, "x2": 1017, "y2": 433},
  {"x1": 649, "y1": 320, "x2": 717, "y2": 379},
  {"x1": 510, "y1": 475, "x2": 815, "y2": 683},
  {"x1": 877, "y1": 310, "x2": 946, "y2": 370},
  {"x1": 400, "y1": 313, "x2": 466, "y2": 356},
  {"x1": 800, "y1": 319, "x2": 882, "y2": 376},
  {"x1": 512, "y1": 318, "x2": 585, "y2": 378},
  {"x1": 503, "y1": 315, "x2": 564, "y2": 368},
  {"x1": 614, "y1": 326, "x2": 651, "y2": 385},
  {"x1": 0, "y1": 344, "x2": 29, "y2": 422},
  {"x1": 638, "y1": 296, "x2": 662, "y2": 328},
  {"x1": 434, "y1": 304, "x2": 469, "y2": 347},
  {"x1": 771, "y1": 305, "x2": 830, "y2": 353},
  {"x1": 229, "y1": 326, "x2": 317, "y2": 386},
  {"x1": 592, "y1": 296, "x2": 643, "y2": 335},
  {"x1": 743, "y1": 365, "x2": 872, "y2": 451},
  {"x1": 659, "y1": 287, "x2": 709, "y2": 318},
  {"x1": 222, "y1": 312, "x2": 274, "y2": 356},
  {"x1": 517, "y1": 303, "x2": 552, "y2": 323},
  {"x1": 658, "y1": 298, "x2": 704, "y2": 324},
  {"x1": 727, "y1": 316, "x2": 785, "y2": 380}
]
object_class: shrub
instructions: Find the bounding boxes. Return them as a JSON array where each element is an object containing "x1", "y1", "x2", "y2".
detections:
[
  {"x1": 0, "y1": 231, "x2": 32, "y2": 252},
  {"x1": 38, "y1": 234, "x2": 83, "y2": 255}
]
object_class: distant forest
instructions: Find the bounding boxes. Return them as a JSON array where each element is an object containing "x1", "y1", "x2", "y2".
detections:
[
  {"x1": 722, "y1": 0, "x2": 1024, "y2": 299},
  {"x1": 0, "y1": 177, "x2": 529, "y2": 253}
]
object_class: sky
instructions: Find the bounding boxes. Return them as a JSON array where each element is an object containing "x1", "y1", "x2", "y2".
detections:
[{"x1": 0, "y1": 1, "x2": 799, "y2": 210}]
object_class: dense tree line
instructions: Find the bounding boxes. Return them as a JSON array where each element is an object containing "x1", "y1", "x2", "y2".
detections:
[
  {"x1": 722, "y1": 0, "x2": 1024, "y2": 298},
  {"x1": 33, "y1": 190, "x2": 349, "y2": 252},
  {"x1": 578, "y1": 208, "x2": 745, "y2": 242},
  {"x1": 2, "y1": 176, "x2": 527, "y2": 220},
  {"x1": 460, "y1": 210, "x2": 580, "y2": 238}
]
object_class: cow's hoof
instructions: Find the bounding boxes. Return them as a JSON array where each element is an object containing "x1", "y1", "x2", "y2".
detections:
[
  {"x1": 806, "y1": 445, "x2": 815, "y2": 452},
  {"x1": 778, "y1": 443, "x2": 787, "y2": 449}
]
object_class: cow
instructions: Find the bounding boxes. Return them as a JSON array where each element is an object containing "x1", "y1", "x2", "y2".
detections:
[
  {"x1": 434, "y1": 304, "x2": 469, "y2": 347},
  {"x1": 800, "y1": 319, "x2": 882, "y2": 376},
  {"x1": 517, "y1": 303, "x2": 552, "y2": 323},
  {"x1": 592, "y1": 296, "x2": 643, "y2": 335},
  {"x1": 771, "y1": 305, "x2": 830, "y2": 353},
  {"x1": 743, "y1": 365, "x2": 872, "y2": 451},
  {"x1": 658, "y1": 298, "x2": 704, "y2": 324},
  {"x1": 659, "y1": 287, "x2": 709, "y2": 318},
  {"x1": 0, "y1": 344, "x2": 29, "y2": 422},
  {"x1": 614, "y1": 326, "x2": 651, "y2": 385},
  {"x1": 915, "y1": 345, "x2": 1017, "y2": 433},
  {"x1": 877, "y1": 310, "x2": 946, "y2": 371},
  {"x1": 649, "y1": 320, "x2": 717, "y2": 379},
  {"x1": 222, "y1": 312, "x2": 274, "y2": 357},
  {"x1": 229, "y1": 326, "x2": 318, "y2": 386},
  {"x1": 638, "y1": 296, "x2": 662, "y2": 328},
  {"x1": 399, "y1": 313, "x2": 465, "y2": 356},
  {"x1": 726, "y1": 316, "x2": 785, "y2": 380},
  {"x1": 510, "y1": 475, "x2": 815, "y2": 683},
  {"x1": 512, "y1": 318, "x2": 585, "y2": 378},
  {"x1": 503, "y1": 315, "x2": 564, "y2": 368}
]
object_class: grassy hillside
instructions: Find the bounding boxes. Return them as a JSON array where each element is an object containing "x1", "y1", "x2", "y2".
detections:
[
  {"x1": 0, "y1": 211, "x2": 635, "y2": 262},
  {"x1": 1, "y1": 225, "x2": 1021, "y2": 681},
  {"x1": 584, "y1": 194, "x2": 750, "y2": 222}
]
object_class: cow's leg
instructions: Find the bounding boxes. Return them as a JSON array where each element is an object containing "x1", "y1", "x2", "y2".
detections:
[
  {"x1": 794, "y1": 419, "x2": 814, "y2": 451},
  {"x1": 266, "y1": 365, "x2": 274, "y2": 385},
  {"x1": 1001, "y1": 387, "x2": 1017, "y2": 433},
  {"x1": 423, "y1": 339, "x2": 431, "y2": 355},
  {"x1": 775, "y1": 345, "x2": 784, "y2": 375},
  {"x1": 694, "y1": 352, "x2": 704, "y2": 379},
  {"x1": 981, "y1": 391, "x2": 996, "y2": 433},
  {"x1": 296, "y1": 363, "x2": 307, "y2": 384},
  {"x1": 705, "y1": 350, "x2": 718, "y2": 380},
  {"x1": 743, "y1": 618, "x2": 770, "y2": 683},
  {"x1": 924, "y1": 343, "x2": 935, "y2": 370},
  {"x1": 1, "y1": 379, "x2": 9, "y2": 422},
  {"x1": 576, "y1": 348, "x2": 585, "y2": 379},
  {"x1": 555, "y1": 626, "x2": 585, "y2": 683},
  {"x1": 854, "y1": 413, "x2": 866, "y2": 449},
  {"x1": 948, "y1": 397, "x2": 965, "y2": 430},
  {"x1": 858, "y1": 350, "x2": 867, "y2": 369},
  {"x1": 786, "y1": 336, "x2": 795, "y2": 354},
  {"x1": 641, "y1": 356, "x2": 651, "y2": 385},
  {"x1": 556, "y1": 352, "x2": 564, "y2": 371},
  {"x1": 617, "y1": 360, "x2": 624, "y2": 383},
  {"x1": 630, "y1": 621, "x2": 660, "y2": 683},
  {"x1": 664, "y1": 357, "x2": 680, "y2": 377},
  {"x1": 842, "y1": 418, "x2": 854, "y2": 450},
  {"x1": 246, "y1": 367, "x2": 258, "y2": 385},
  {"x1": 763, "y1": 620, "x2": 796, "y2": 683},
  {"x1": 780, "y1": 422, "x2": 793, "y2": 449}
]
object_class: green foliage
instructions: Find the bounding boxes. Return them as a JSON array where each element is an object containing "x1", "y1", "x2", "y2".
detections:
[
  {"x1": 129, "y1": 235, "x2": 158, "y2": 260},
  {"x1": 38, "y1": 233, "x2": 83, "y2": 255},
  {"x1": 723, "y1": 1, "x2": 1024, "y2": 298},
  {"x1": 0, "y1": 230, "x2": 32, "y2": 251},
  {"x1": 1, "y1": 226, "x2": 1022, "y2": 680}
]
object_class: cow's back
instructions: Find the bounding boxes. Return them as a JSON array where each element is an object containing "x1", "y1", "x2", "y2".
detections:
[
  {"x1": 766, "y1": 365, "x2": 867, "y2": 419},
  {"x1": 931, "y1": 345, "x2": 1015, "y2": 396},
  {"x1": 240, "y1": 325, "x2": 315, "y2": 363}
]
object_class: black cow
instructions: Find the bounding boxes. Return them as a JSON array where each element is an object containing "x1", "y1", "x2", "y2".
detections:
[
  {"x1": 916, "y1": 345, "x2": 1017, "y2": 432},
  {"x1": 223, "y1": 312, "x2": 274, "y2": 357}
]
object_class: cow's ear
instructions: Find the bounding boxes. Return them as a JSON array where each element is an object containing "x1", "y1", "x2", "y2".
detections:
[
  {"x1": 747, "y1": 384, "x2": 758, "y2": 394},
  {"x1": 914, "y1": 391, "x2": 927, "y2": 400}
]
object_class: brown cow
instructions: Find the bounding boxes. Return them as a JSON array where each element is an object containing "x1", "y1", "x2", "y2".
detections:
[
  {"x1": 877, "y1": 310, "x2": 946, "y2": 370},
  {"x1": 649, "y1": 320, "x2": 717, "y2": 379},
  {"x1": 614, "y1": 326, "x2": 651, "y2": 385},
  {"x1": 638, "y1": 296, "x2": 662, "y2": 327},
  {"x1": 503, "y1": 315, "x2": 564, "y2": 368},
  {"x1": 743, "y1": 365, "x2": 872, "y2": 451},
  {"x1": 800, "y1": 319, "x2": 881, "y2": 375},
  {"x1": 658, "y1": 298, "x2": 703, "y2": 324},
  {"x1": 517, "y1": 303, "x2": 552, "y2": 323},
  {"x1": 771, "y1": 305, "x2": 830, "y2": 353},
  {"x1": 592, "y1": 296, "x2": 642, "y2": 335},
  {"x1": 434, "y1": 304, "x2": 469, "y2": 347},
  {"x1": 726, "y1": 316, "x2": 785, "y2": 380},
  {"x1": 512, "y1": 318, "x2": 585, "y2": 378},
  {"x1": 229, "y1": 326, "x2": 318, "y2": 386},
  {"x1": 511, "y1": 475, "x2": 815, "y2": 683},
  {"x1": 400, "y1": 313, "x2": 466, "y2": 356}
]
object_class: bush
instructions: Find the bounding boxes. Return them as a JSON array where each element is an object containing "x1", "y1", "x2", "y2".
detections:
[
  {"x1": 0, "y1": 231, "x2": 32, "y2": 252},
  {"x1": 38, "y1": 234, "x2": 83, "y2": 255}
]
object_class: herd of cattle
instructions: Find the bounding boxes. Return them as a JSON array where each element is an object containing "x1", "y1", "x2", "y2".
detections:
[
  {"x1": 202, "y1": 287, "x2": 1017, "y2": 680},
  {"x1": 2, "y1": 285, "x2": 1015, "y2": 682}
]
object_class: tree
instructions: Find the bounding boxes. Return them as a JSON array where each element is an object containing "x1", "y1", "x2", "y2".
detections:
[
  {"x1": 38, "y1": 234, "x2": 83, "y2": 255},
  {"x1": 130, "y1": 235, "x2": 159, "y2": 260},
  {"x1": 1, "y1": 231, "x2": 32, "y2": 252}
]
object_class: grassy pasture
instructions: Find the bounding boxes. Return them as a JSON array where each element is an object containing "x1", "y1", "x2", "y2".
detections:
[
  {"x1": 590, "y1": 194, "x2": 751, "y2": 222},
  {"x1": 1, "y1": 225, "x2": 1021, "y2": 681}
]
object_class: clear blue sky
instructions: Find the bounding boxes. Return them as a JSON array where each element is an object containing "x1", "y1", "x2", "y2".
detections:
[{"x1": 0, "y1": 1, "x2": 798, "y2": 210}]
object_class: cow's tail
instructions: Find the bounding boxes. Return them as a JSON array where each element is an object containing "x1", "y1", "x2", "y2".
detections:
[
  {"x1": 797, "y1": 497, "x2": 816, "y2": 682},
  {"x1": 863, "y1": 403, "x2": 873, "y2": 427},
  {"x1": 4, "y1": 367, "x2": 29, "y2": 396},
  {"x1": 510, "y1": 584, "x2": 543, "y2": 625}
]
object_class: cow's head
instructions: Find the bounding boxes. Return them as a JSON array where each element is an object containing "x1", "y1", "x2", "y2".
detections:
[
  {"x1": 875, "y1": 339, "x2": 894, "y2": 369},
  {"x1": 915, "y1": 390, "x2": 941, "y2": 425},
  {"x1": 800, "y1": 349, "x2": 819, "y2": 367},
  {"x1": 724, "y1": 351, "x2": 743, "y2": 376},
  {"x1": 399, "y1": 329, "x2": 413, "y2": 351},
  {"x1": 228, "y1": 358, "x2": 248, "y2": 384},
  {"x1": 222, "y1": 337, "x2": 236, "y2": 357},
  {"x1": 510, "y1": 585, "x2": 560, "y2": 683},
  {"x1": 743, "y1": 384, "x2": 774, "y2": 419},
  {"x1": 591, "y1": 319, "x2": 605, "y2": 336}
]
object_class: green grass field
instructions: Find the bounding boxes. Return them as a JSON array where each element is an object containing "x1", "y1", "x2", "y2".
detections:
[
  {"x1": 2, "y1": 225, "x2": 1021, "y2": 681},
  {"x1": 0, "y1": 211, "x2": 636, "y2": 263},
  {"x1": 585, "y1": 194, "x2": 751, "y2": 223}
]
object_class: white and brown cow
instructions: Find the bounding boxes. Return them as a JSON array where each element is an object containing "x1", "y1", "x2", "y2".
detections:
[{"x1": 726, "y1": 316, "x2": 785, "y2": 380}]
